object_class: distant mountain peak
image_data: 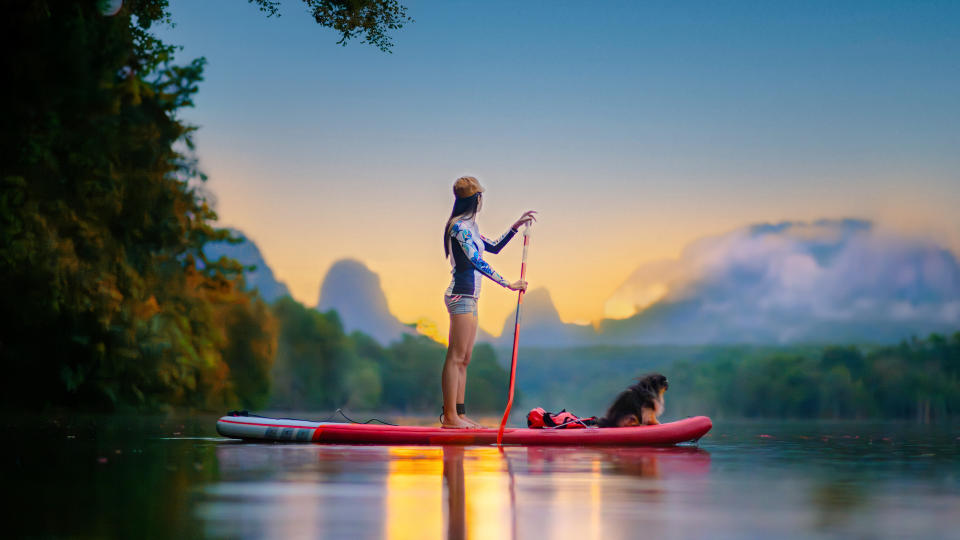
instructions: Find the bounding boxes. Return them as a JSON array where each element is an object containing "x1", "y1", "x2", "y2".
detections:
[
  {"x1": 203, "y1": 228, "x2": 291, "y2": 302},
  {"x1": 520, "y1": 287, "x2": 562, "y2": 324},
  {"x1": 316, "y1": 258, "x2": 412, "y2": 344},
  {"x1": 499, "y1": 287, "x2": 593, "y2": 347}
]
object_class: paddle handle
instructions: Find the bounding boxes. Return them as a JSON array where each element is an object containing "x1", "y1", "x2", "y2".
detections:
[{"x1": 497, "y1": 225, "x2": 531, "y2": 445}]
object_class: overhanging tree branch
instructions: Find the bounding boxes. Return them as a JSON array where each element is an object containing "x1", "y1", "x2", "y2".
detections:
[{"x1": 248, "y1": 0, "x2": 413, "y2": 52}]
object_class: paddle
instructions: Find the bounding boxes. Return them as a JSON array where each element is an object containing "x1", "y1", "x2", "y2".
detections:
[{"x1": 498, "y1": 224, "x2": 531, "y2": 446}]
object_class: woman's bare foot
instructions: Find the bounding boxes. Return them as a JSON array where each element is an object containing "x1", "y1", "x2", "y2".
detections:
[
  {"x1": 440, "y1": 413, "x2": 473, "y2": 429},
  {"x1": 460, "y1": 415, "x2": 484, "y2": 428}
]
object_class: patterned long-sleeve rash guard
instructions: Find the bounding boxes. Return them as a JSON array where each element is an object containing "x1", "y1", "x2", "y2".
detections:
[{"x1": 446, "y1": 219, "x2": 518, "y2": 297}]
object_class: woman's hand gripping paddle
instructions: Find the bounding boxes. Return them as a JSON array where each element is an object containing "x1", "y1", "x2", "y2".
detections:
[{"x1": 498, "y1": 224, "x2": 531, "y2": 446}]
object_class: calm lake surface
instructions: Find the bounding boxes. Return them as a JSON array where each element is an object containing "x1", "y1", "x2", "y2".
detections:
[{"x1": 7, "y1": 414, "x2": 959, "y2": 539}]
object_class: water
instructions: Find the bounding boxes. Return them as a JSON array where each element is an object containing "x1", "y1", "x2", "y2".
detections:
[{"x1": 7, "y1": 415, "x2": 959, "y2": 539}]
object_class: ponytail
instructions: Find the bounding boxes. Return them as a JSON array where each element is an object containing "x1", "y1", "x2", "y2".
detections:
[{"x1": 443, "y1": 192, "x2": 481, "y2": 257}]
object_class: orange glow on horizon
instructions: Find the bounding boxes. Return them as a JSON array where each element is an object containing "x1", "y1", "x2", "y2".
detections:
[{"x1": 206, "y1": 156, "x2": 960, "y2": 341}]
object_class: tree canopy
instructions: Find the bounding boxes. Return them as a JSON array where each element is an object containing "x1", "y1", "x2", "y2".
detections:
[
  {"x1": 0, "y1": 0, "x2": 409, "y2": 410},
  {"x1": 250, "y1": 0, "x2": 413, "y2": 52}
]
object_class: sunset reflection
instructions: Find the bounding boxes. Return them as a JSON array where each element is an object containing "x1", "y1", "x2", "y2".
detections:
[
  {"x1": 385, "y1": 447, "x2": 443, "y2": 540},
  {"x1": 382, "y1": 445, "x2": 711, "y2": 539},
  {"x1": 460, "y1": 447, "x2": 511, "y2": 540},
  {"x1": 201, "y1": 442, "x2": 737, "y2": 538},
  {"x1": 384, "y1": 446, "x2": 511, "y2": 540}
]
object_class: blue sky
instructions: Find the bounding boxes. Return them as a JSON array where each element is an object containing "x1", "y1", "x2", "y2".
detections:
[{"x1": 157, "y1": 0, "x2": 960, "y2": 332}]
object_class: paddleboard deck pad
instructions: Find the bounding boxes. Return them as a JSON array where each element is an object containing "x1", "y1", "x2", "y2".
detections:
[{"x1": 216, "y1": 414, "x2": 712, "y2": 446}]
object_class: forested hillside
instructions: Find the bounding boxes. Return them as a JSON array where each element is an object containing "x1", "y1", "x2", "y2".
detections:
[{"x1": 511, "y1": 333, "x2": 960, "y2": 421}]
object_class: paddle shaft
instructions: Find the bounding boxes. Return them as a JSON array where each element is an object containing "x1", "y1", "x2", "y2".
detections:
[{"x1": 498, "y1": 226, "x2": 531, "y2": 445}]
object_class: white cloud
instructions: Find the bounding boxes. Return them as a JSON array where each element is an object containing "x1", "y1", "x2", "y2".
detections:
[{"x1": 603, "y1": 219, "x2": 960, "y2": 343}]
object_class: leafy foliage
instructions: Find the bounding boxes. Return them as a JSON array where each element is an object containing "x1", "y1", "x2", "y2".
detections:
[
  {"x1": 269, "y1": 298, "x2": 354, "y2": 410},
  {"x1": 249, "y1": 0, "x2": 413, "y2": 51},
  {"x1": 512, "y1": 336, "x2": 960, "y2": 421},
  {"x1": 665, "y1": 333, "x2": 960, "y2": 420},
  {"x1": 462, "y1": 344, "x2": 513, "y2": 412},
  {"x1": 0, "y1": 1, "x2": 272, "y2": 410},
  {"x1": 268, "y1": 298, "x2": 513, "y2": 413},
  {"x1": 1, "y1": 0, "x2": 410, "y2": 411},
  {"x1": 307, "y1": 0, "x2": 412, "y2": 52}
]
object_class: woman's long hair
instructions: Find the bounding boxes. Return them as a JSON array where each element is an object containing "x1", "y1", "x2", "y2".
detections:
[{"x1": 443, "y1": 193, "x2": 481, "y2": 257}]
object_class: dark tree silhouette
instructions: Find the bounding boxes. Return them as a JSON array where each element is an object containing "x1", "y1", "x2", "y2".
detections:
[{"x1": 0, "y1": 0, "x2": 410, "y2": 410}]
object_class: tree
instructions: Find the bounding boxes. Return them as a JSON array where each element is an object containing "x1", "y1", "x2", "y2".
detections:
[
  {"x1": 269, "y1": 298, "x2": 352, "y2": 410},
  {"x1": 0, "y1": 0, "x2": 410, "y2": 410},
  {"x1": 250, "y1": 0, "x2": 413, "y2": 52}
]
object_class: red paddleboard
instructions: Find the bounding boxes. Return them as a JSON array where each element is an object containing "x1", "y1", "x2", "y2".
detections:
[{"x1": 216, "y1": 414, "x2": 712, "y2": 446}]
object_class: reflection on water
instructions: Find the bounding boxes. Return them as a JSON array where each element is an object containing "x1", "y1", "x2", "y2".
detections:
[
  {"x1": 203, "y1": 443, "x2": 712, "y2": 539},
  {"x1": 7, "y1": 417, "x2": 960, "y2": 539},
  {"x1": 387, "y1": 447, "x2": 443, "y2": 539},
  {"x1": 438, "y1": 446, "x2": 510, "y2": 540}
]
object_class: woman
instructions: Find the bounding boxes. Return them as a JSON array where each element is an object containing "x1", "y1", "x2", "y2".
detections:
[{"x1": 441, "y1": 176, "x2": 536, "y2": 429}]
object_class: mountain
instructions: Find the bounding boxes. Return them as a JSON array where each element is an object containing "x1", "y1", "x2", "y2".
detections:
[
  {"x1": 203, "y1": 229, "x2": 291, "y2": 302},
  {"x1": 316, "y1": 259, "x2": 413, "y2": 344},
  {"x1": 498, "y1": 288, "x2": 595, "y2": 347},
  {"x1": 597, "y1": 219, "x2": 960, "y2": 344},
  {"x1": 210, "y1": 220, "x2": 959, "y2": 348}
]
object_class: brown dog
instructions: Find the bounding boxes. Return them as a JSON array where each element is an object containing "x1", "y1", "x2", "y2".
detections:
[{"x1": 598, "y1": 373, "x2": 668, "y2": 427}]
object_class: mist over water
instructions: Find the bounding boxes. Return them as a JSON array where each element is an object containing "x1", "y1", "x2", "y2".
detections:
[{"x1": 9, "y1": 415, "x2": 959, "y2": 539}]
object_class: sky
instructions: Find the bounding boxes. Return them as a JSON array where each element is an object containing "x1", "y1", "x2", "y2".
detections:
[{"x1": 156, "y1": 0, "x2": 959, "y2": 336}]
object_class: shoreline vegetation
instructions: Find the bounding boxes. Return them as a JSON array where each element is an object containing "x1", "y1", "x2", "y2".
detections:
[{"x1": 510, "y1": 334, "x2": 960, "y2": 422}]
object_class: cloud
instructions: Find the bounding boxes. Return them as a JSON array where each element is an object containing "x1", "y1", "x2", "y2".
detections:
[{"x1": 602, "y1": 219, "x2": 960, "y2": 343}]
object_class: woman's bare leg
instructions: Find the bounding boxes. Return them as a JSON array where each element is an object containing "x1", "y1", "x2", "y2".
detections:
[
  {"x1": 457, "y1": 315, "x2": 483, "y2": 427},
  {"x1": 442, "y1": 313, "x2": 475, "y2": 428}
]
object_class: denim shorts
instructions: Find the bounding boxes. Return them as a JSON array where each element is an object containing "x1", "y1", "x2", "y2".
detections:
[{"x1": 444, "y1": 294, "x2": 478, "y2": 316}]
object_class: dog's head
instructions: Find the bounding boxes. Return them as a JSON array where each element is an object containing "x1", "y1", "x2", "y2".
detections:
[{"x1": 636, "y1": 373, "x2": 668, "y2": 396}]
